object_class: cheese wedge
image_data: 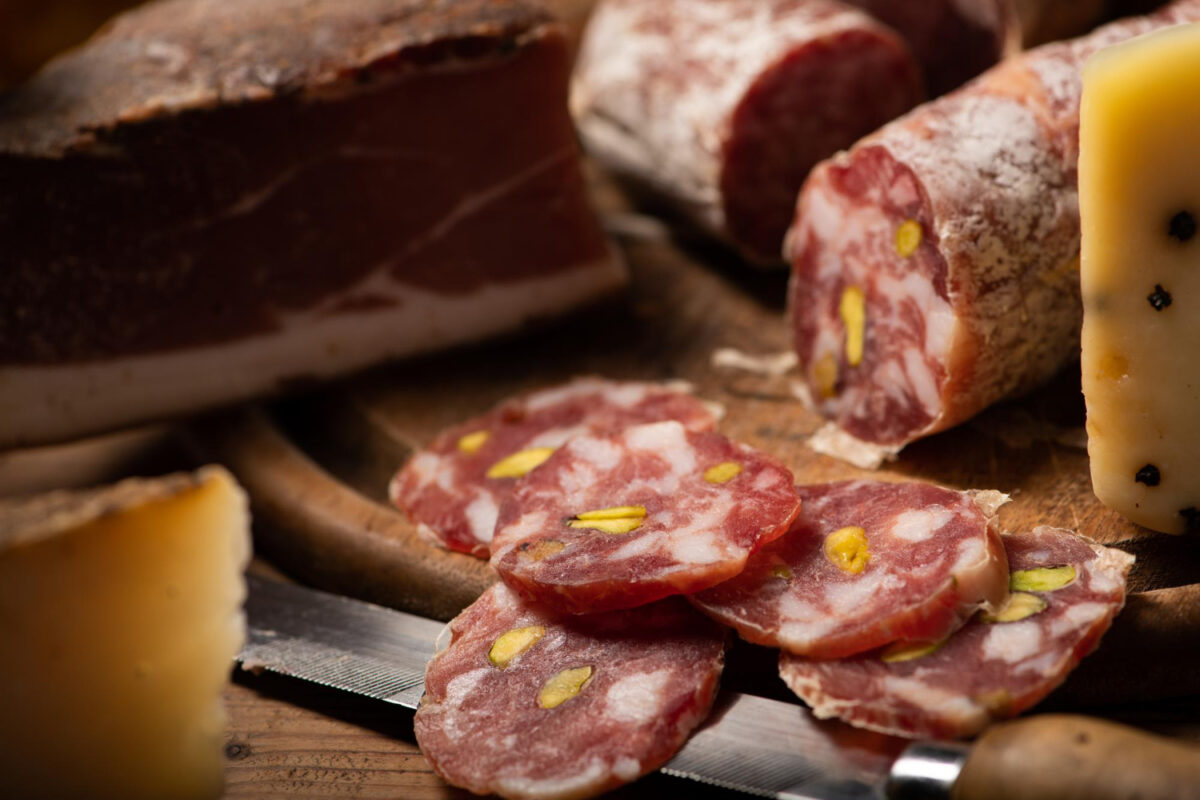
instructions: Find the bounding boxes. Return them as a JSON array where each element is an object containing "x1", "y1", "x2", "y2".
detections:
[
  {"x1": 0, "y1": 467, "x2": 251, "y2": 798},
  {"x1": 1080, "y1": 23, "x2": 1200, "y2": 535}
]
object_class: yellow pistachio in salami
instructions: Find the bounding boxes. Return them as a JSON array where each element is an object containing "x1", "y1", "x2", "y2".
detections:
[
  {"x1": 824, "y1": 526, "x2": 871, "y2": 574},
  {"x1": 839, "y1": 286, "x2": 866, "y2": 367},
  {"x1": 486, "y1": 447, "x2": 556, "y2": 479},
  {"x1": 979, "y1": 592, "x2": 1047, "y2": 623},
  {"x1": 456, "y1": 430, "x2": 491, "y2": 454},
  {"x1": 488, "y1": 626, "x2": 545, "y2": 669},
  {"x1": 813, "y1": 352, "x2": 839, "y2": 398},
  {"x1": 1010, "y1": 565, "x2": 1075, "y2": 592},
  {"x1": 704, "y1": 462, "x2": 743, "y2": 484},
  {"x1": 895, "y1": 219, "x2": 923, "y2": 257},
  {"x1": 538, "y1": 666, "x2": 593, "y2": 709},
  {"x1": 568, "y1": 505, "x2": 647, "y2": 535},
  {"x1": 520, "y1": 540, "x2": 566, "y2": 561},
  {"x1": 880, "y1": 638, "x2": 943, "y2": 663}
]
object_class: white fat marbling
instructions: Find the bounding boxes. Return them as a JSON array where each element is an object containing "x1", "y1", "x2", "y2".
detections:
[
  {"x1": 981, "y1": 619, "x2": 1043, "y2": 663},
  {"x1": 889, "y1": 507, "x2": 956, "y2": 542},
  {"x1": 465, "y1": 492, "x2": 500, "y2": 543},
  {"x1": 604, "y1": 669, "x2": 672, "y2": 725}
]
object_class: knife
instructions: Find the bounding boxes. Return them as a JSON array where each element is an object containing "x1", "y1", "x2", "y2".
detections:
[{"x1": 237, "y1": 575, "x2": 1200, "y2": 800}]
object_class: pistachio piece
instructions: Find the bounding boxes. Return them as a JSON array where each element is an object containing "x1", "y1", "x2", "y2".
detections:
[
  {"x1": 979, "y1": 592, "x2": 1048, "y2": 623},
  {"x1": 538, "y1": 666, "x2": 593, "y2": 709},
  {"x1": 880, "y1": 639, "x2": 943, "y2": 663},
  {"x1": 568, "y1": 505, "x2": 646, "y2": 535},
  {"x1": 486, "y1": 447, "x2": 555, "y2": 479},
  {"x1": 1010, "y1": 565, "x2": 1076, "y2": 592},
  {"x1": 813, "y1": 352, "x2": 839, "y2": 398},
  {"x1": 839, "y1": 286, "x2": 866, "y2": 367},
  {"x1": 488, "y1": 626, "x2": 545, "y2": 669},
  {"x1": 824, "y1": 526, "x2": 871, "y2": 574},
  {"x1": 895, "y1": 219, "x2": 923, "y2": 257},
  {"x1": 520, "y1": 539, "x2": 566, "y2": 561},
  {"x1": 704, "y1": 462, "x2": 743, "y2": 484},
  {"x1": 771, "y1": 564, "x2": 793, "y2": 580},
  {"x1": 456, "y1": 430, "x2": 491, "y2": 455}
]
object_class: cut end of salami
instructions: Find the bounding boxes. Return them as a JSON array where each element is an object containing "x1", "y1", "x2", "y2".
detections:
[
  {"x1": 572, "y1": 0, "x2": 923, "y2": 263},
  {"x1": 718, "y1": 19, "x2": 924, "y2": 259},
  {"x1": 415, "y1": 582, "x2": 726, "y2": 800},
  {"x1": 779, "y1": 526, "x2": 1134, "y2": 740},
  {"x1": 489, "y1": 420, "x2": 801, "y2": 614},
  {"x1": 389, "y1": 378, "x2": 718, "y2": 557},
  {"x1": 691, "y1": 480, "x2": 1009, "y2": 659},
  {"x1": 788, "y1": 144, "x2": 954, "y2": 450}
]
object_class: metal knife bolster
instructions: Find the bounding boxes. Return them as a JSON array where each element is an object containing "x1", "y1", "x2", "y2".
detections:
[{"x1": 239, "y1": 576, "x2": 969, "y2": 800}]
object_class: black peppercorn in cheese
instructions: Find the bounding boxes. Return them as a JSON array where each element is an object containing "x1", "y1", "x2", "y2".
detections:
[{"x1": 1080, "y1": 23, "x2": 1200, "y2": 535}]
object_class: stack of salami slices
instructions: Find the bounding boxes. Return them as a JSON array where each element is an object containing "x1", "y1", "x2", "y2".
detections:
[{"x1": 398, "y1": 378, "x2": 1133, "y2": 800}]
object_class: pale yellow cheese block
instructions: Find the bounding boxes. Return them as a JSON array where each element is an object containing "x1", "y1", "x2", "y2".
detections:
[
  {"x1": 0, "y1": 466, "x2": 251, "y2": 799},
  {"x1": 1080, "y1": 23, "x2": 1200, "y2": 535}
]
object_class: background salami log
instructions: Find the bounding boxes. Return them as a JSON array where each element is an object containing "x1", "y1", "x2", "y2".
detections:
[
  {"x1": 390, "y1": 378, "x2": 717, "y2": 557},
  {"x1": 690, "y1": 480, "x2": 1009, "y2": 658},
  {"x1": 572, "y1": 0, "x2": 923, "y2": 263},
  {"x1": 843, "y1": 0, "x2": 1015, "y2": 94},
  {"x1": 490, "y1": 421, "x2": 801, "y2": 613},
  {"x1": 778, "y1": 527, "x2": 1134, "y2": 739},
  {"x1": 415, "y1": 583, "x2": 726, "y2": 800},
  {"x1": 786, "y1": 0, "x2": 1200, "y2": 465}
]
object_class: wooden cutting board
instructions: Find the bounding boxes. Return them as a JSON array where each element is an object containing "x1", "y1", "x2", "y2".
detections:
[{"x1": 199, "y1": 202, "x2": 1200, "y2": 710}]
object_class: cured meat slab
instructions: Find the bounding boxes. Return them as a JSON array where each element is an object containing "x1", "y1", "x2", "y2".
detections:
[
  {"x1": 572, "y1": 0, "x2": 923, "y2": 262},
  {"x1": 691, "y1": 480, "x2": 1009, "y2": 658},
  {"x1": 779, "y1": 527, "x2": 1135, "y2": 739},
  {"x1": 0, "y1": 0, "x2": 625, "y2": 449},
  {"x1": 490, "y1": 421, "x2": 801, "y2": 613},
  {"x1": 786, "y1": 0, "x2": 1200, "y2": 465},
  {"x1": 389, "y1": 378, "x2": 717, "y2": 557},
  {"x1": 415, "y1": 582, "x2": 726, "y2": 800}
]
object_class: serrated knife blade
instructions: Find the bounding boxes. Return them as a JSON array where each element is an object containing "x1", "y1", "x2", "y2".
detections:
[{"x1": 237, "y1": 575, "x2": 973, "y2": 800}]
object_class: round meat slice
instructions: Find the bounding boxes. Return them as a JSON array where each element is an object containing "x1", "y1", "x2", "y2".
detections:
[
  {"x1": 415, "y1": 582, "x2": 726, "y2": 800},
  {"x1": 389, "y1": 378, "x2": 718, "y2": 558},
  {"x1": 691, "y1": 480, "x2": 1009, "y2": 659},
  {"x1": 489, "y1": 420, "x2": 801, "y2": 614},
  {"x1": 779, "y1": 526, "x2": 1134, "y2": 739}
]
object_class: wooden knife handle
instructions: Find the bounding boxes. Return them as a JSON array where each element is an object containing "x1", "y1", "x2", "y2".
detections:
[{"x1": 953, "y1": 714, "x2": 1200, "y2": 800}]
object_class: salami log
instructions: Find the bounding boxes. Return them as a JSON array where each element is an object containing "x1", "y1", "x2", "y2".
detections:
[
  {"x1": 571, "y1": 0, "x2": 924, "y2": 262},
  {"x1": 489, "y1": 420, "x2": 801, "y2": 613},
  {"x1": 843, "y1": 0, "x2": 1014, "y2": 94},
  {"x1": 415, "y1": 582, "x2": 726, "y2": 800},
  {"x1": 390, "y1": 378, "x2": 717, "y2": 558},
  {"x1": 691, "y1": 480, "x2": 1009, "y2": 658},
  {"x1": 786, "y1": 0, "x2": 1200, "y2": 466},
  {"x1": 779, "y1": 526, "x2": 1134, "y2": 739}
]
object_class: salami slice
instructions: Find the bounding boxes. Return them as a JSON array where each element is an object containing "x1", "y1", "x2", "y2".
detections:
[
  {"x1": 786, "y1": 0, "x2": 1200, "y2": 466},
  {"x1": 571, "y1": 0, "x2": 923, "y2": 262},
  {"x1": 389, "y1": 378, "x2": 718, "y2": 557},
  {"x1": 489, "y1": 420, "x2": 801, "y2": 614},
  {"x1": 691, "y1": 480, "x2": 1009, "y2": 659},
  {"x1": 415, "y1": 582, "x2": 726, "y2": 800},
  {"x1": 779, "y1": 526, "x2": 1134, "y2": 739}
]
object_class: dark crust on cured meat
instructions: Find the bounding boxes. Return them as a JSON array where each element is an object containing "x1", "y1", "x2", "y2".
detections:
[
  {"x1": 0, "y1": 0, "x2": 617, "y2": 366},
  {"x1": 0, "y1": 0, "x2": 554, "y2": 156}
]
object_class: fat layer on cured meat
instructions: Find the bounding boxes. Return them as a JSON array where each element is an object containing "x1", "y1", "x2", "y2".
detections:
[
  {"x1": 842, "y1": 0, "x2": 1014, "y2": 95},
  {"x1": 786, "y1": 0, "x2": 1200, "y2": 466},
  {"x1": 779, "y1": 526, "x2": 1134, "y2": 739},
  {"x1": 571, "y1": 0, "x2": 923, "y2": 262},
  {"x1": 691, "y1": 480, "x2": 1009, "y2": 659},
  {"x1": 390, "y1": 378, "x2": 718, "y2": 558},
  {"x1": 0, "y1": 0, "x2": 626, "y2": 449},
  {"x1": 415, "y1": 582, "x2": 726, "y2": 800},
  {"x1": 489, "y1": 420, "x2": 801, "y2": 613}
]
